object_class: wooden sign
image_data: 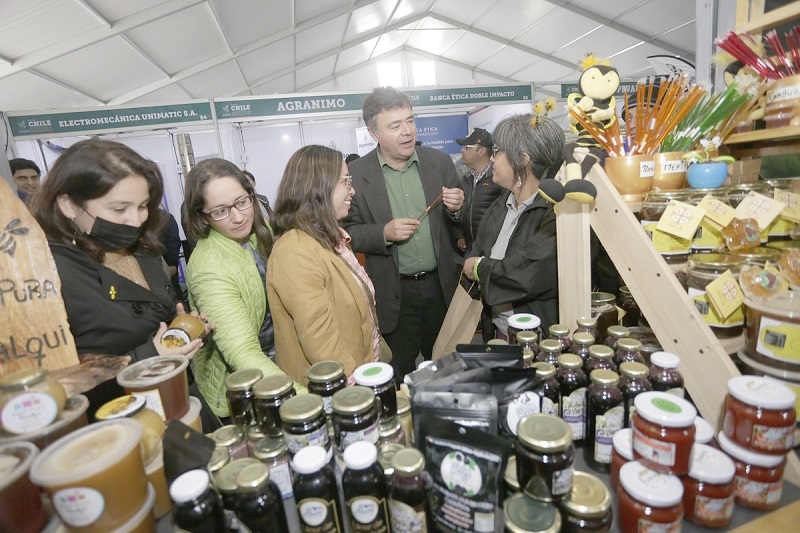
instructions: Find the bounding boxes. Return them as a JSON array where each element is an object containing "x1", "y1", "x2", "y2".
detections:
[{"x1": 0, "y1": 179, "x2": 78, "y2": 376}]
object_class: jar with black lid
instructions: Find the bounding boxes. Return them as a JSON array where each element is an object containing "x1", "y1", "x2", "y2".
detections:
[
  {"x1": 648, "y1": 352, "x2": 685, "y2": 398},
  {"x1": 574, "y1": 317, "x2": 598, "y2": 342},
  {"x1": 306, "y1": 360, "x2": 347, "y2": 418},
  {"x1": 618, "y1": 362, "x2": 652, "y2": 428},
  {"x1": 292, "y1": 445, "x2": 344, "y2": 533},
  {"x1": 389, "y1": 447, "x2": 430, "y2": 533},
  {"x1": 234, "y1": 462, "x2": 289, "y2": 533},
  {"x1": 570, "y1": 332, "x2": 594, "y2": 363},
  {"x1": 507, "y1": 313, "x2": 542, "y2": 346},
  {"x1": 585, "y1": 345, "x2": 617, "y2": 376},
  {"x1": 253, "y1": 436, "x2": 293, "y2": 499},
  {"x1": 504, "y1": 494, "x2": 561, "y2": 533},
  {"x1": 549, "y1": 324, "x2": 572, "y2": 352},
  {"x1": 639, "y1": 189, "x2": 694, "y2": 264},
  {"x1": 279, "y1": 393, "x2": 330, "y2": 457},
  {"x1": 342, "y1": 441, "x2": 390, "y2": 533},
  {"x1": 685, "y1": 253, "x2": 746, "y2": 338},
  {"x1": 170, "y1": 469, "x2": 227, "y2": 533},
  {"x1": 378, "y1": 416, "x2": 406, "y2": 446},
  {"x1": 557, "y1": 471, "x2": 612, "y2": 533},
  {"x1": 516, "y1": 330, "x2": 539, "y2": 368},
  {"x1": 604, "y1": 325, "x2": 630, "y2": 351},
  {"x1": 532, "y1": 362, "x2": 560, "y2": 417},
  {"x1": 516, "y1": 414, "x2": 575, "y2": 502},
  {"x1": 556, "y1": 353, "x2": 588, "y2": 443},
  {"x1": 591, "y1": 292, "x2": 617, "y2": 341},
  {"x1": 354, "y1": 362, "x2": 397, "y2": 421},
  {"x1": 331, "y1": 386, "x2": 380, "y2": 454},
  {"x1": 225, "y1": 368, "x2": 263, "y2": 427},
  {"x1": 536, "y1": 339, "x2": 562, "y2": 366},
  {"x1": 253, "y1": 374, "x2": 296, "y2": 437},
  {"x1": 584, "y1": 369, "x2": 623, "y2": 473},
  {"x1": 613, "y1": 338, "x2": 646, "y2": 367},
  {"x1": 618, "y1": 286, "x2": 641, "y2": 328}
]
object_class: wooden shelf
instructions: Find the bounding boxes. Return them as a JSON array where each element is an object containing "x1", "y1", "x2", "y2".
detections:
[
  {"x1": 725, "y1": 125, "x2": 800, "y2": 144},
  {"x1": 737, "y1": 1, "x2": 800, "y2": 33}
]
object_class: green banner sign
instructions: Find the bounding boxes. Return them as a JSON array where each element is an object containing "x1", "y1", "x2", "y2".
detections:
[
  {"x1": 407, "y1": 84, "x2": 532, "y2": 107},
  {"x1": 560, "y1": 82, "x2": 639, "y2": 98},
  {"x1": 9, "y1": 102, "x2": 213, "y2": 138}
]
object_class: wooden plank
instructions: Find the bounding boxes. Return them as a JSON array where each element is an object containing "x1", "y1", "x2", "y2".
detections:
[
  {"x1": 724, "y1": 125, "x2": 800, "y2": 144},
  {"x1": 729, "y1": 498, "x2": 800, "y2": 532},
  {"x1": 738, "y1": 0, "x2": 800, "y2": 32},
  {"x1": 585, "y1": 164, "x2": 800, "y2": 486},
  {"x1": 555, "y1": 199, "x2": 591, "y2": 328}
]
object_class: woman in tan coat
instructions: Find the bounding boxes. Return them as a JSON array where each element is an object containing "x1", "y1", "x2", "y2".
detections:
[{"x1": 268, "y1": 145, "x2": 383, "y2": 385}]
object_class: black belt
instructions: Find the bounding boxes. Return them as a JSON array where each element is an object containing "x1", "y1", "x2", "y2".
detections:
[{"x1": 400, "y1": 269, "x2": 436, "y2": 280}]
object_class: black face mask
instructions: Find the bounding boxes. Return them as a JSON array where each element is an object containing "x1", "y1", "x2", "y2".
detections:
[{"x1": 88, "y1": 215, "x2": 145, "y2": 250}]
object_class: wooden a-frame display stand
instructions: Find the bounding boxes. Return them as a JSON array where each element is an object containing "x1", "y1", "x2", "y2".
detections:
[{"x1": 555, "y1": 164, "x2": 800, "y2": 486}]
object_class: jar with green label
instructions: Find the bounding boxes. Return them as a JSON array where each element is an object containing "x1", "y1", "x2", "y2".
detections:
[
  {"x1": 685, "y1": 253, "x2": 746, "y2": 338},
  {"x1": 632, "y1": 391, "x2": 697, "y2": 475}
]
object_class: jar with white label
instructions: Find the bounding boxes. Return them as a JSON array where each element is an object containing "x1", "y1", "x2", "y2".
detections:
[
  {"x1": 292, "y1": 445, "x2": 344, "y2": 532},
  {"x1": 556, "y1": 353, "x2": 588, "y2": 443},
  {"x1": 682, "y1": 443, "x2": 735, "y2": 528},
  {"x1": 717, "y1": 431, "x2": 786, "y2": 511},
  {"x1": 632, "y1": 391, "x2": 697, "y2": 475},
  {"x1": 342, "y1": 441, "x2": 390, "y2": 533},
  {"x1": 584, "y1": 369, "x2": 623, "y2": 473},
  {"x1": 617, "y1": 461, "x2": 684, "y2": 533},
  {"x1": 648, "y1": 351, "x2": 685, "y2": 397},
  {"x1": 0, "y1": 368, "x2": 67, "y2": 435},
  {"x1": 331, "y1": 386, "x2": 380, "y2": 455},
  {"x1": 722, "y1": 375, "x2": 796, "y2": 454},
  {"x1": 253, "y1": 436, "x2": 293, "y2": 499},
  {"x1": 279, "y1": 394, "x2": 330, "y2": 458},
  {"x1": 685, "y1": 253, "x2": 746, "y2": 338},
  {"x1": 516, "y1": 414, "x2": 575, "y2": 503}
]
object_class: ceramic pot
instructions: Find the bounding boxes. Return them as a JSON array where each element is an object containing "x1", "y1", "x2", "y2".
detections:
[
  {"x1": 603, "y1": 154, "x2": 655, "y2": 202},
  {"x1": 686, "y1": 162, "x2": 728, "y2": 189},
  {"x1": 652, "y1": 152, "x2": 687, "y2": 190}
]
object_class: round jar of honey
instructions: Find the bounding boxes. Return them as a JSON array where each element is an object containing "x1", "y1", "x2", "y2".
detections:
[
  {"x1": 717, "y1": 430, "x2": 786, "y2": 510},
  {"x1": 682, "y1": 443, "x2": 735, "y2": 528},
  {"x1": 722, "y1": 375, "x2": 796, "y2": 454},
  {"x1": 617, "y1": 461, "x2": 684, "y2": 533},
  {"x1": 0, "y1": 368, "x2": 67, "y2": 435},
  {"x1": 116, "y1": 355, "x2": 190, "y2": 421},
  {"x1": 95, "y1": 394, "x2": 165, "y2": 465},
  {"x1": 515, "y1": 414, "x2": 574, "y2": 502},
  {"x1": 632, "y1": 391, "x2": 696, "y2": 475}
]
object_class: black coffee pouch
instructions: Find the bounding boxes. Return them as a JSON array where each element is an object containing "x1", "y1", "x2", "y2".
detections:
[
  {"x1": 455, "y1": 344, "x2": 523, "y2": 369},
  {"x1": 415, "y1": 382, "x2": 492, "y2": 394},
  {"x1": 490, "y1": 367, "x2": 542, "y2": 437},
  {"x1": 412, "y1": 391, "x2": 498, "y2": 446},
  {"x1": 405, "y1": 352, "x2": 468, "y2": 393},
  {"x1": 163, "y1": 419, "x2": 216, "y2": 485}
]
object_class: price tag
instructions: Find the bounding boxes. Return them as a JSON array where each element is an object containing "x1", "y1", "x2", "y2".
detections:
[
  {"x1": 640, "y1": 160, "x2": 655, "y2": 178},
  {"x1": 660, "y1": 159, "x2": 688, "y2": 174},
  {"x1": 774, "y1": 189, "x2": 800, "y2": 223},
  {"x1": 656, "y1": 200, "x2": 704, "y2": 240},
  {"x1": 734, "y1": 191, "x2": 785, "y2": 229},
  {"x1": 705, "y1": 270, "x2": 743, "y2": 320},
  {"x1": 697, "y1": 194, "x2": 735, "y2": 228}
]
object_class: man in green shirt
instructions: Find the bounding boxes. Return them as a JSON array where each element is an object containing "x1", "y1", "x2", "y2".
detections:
[{"x1": 344, "y1": 87, "x2": 464, "y2": 383}]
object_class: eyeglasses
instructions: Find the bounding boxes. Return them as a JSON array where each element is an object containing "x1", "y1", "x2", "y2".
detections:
[
  {"x1": 463, "y1": 144, "x2": 481, "y2": 149},
  {"x1": 492, "y1": 145, "x2": 503, "y2": 157},
  {"x1": 340, "y1": 175, "x2": 353, "y2": 189},
  {"x1": 203, "y1": 195, "x2": 255, "y2": 221}
]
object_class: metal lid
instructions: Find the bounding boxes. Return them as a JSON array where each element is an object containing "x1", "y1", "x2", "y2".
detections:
[
  {"x1": 208, "y1": 446, "x2": 230, "y2": 473},
  {"x1": 548, "y1": 324, "x2": 569, "y2": 336},
  {"x1": 616, "y1": 338, "x2": 643, "y2": 352},
  {"x1": 378, "y1": 443, "x2": 405, "y2": 476},
  {"x1": 95, "y1": 395, "x2": 146, "y2": 420},
  {"x1": 212, "y1": 425, "x2": 245, "y2": 447},
  {"x1": 306, "y1": 361, "x2": 345, "y2": 383},
  {"x1": 619, "y1": 362, "x2": 648, "y2": 378},
  {"x1": 532, "y1": 362, "x2": 556, "y2": 379},
  {"x1": 279, "y1": 394, "x2": 324, "y2": 422},
  {"x1": 246, "y1": 424, "x2": 266, "y2": 441},
  {"x1": 396, "y1": 394, "x2": 410, "y2": 415},
  {"x1": 591, "y1": 292, "x2": 615, "y2": 304},
  {"x1": 590, "y1": 369, "x2": 619, "y2": 385},
  {"x1": 572, "y1": 332, "x2": 594, "y2": 346},
  {"x1": 0, "y1": 368, "x2": 47, "y2": 391},
  {"x1": 379, "y1": 416, "x2": 401, "y2": 437},
  {"x1": 224, "y1": 368, "x2": 263, "y2": 392},
  {"x1": 504, "y1": 455, "x2": 519, "y2": 490},
  {"x1": 588, "y1": 345, "x2": 614, "y2": 360},
  {"x1": 619, "y1": 286, "x2": 632, "y2": 296},
  {"x1": 291, "y1": 445, "x2": 328, "y2": 474},
  {"x1": 644, "y1": 190, "x2": 693, "y2": 202},
  {"x1": 331, "y1": 386, "x2": 375, "y2": 415},
  {"x1": 561, "y1": 471, "x2": 611, "y2": 518},
  {"x1": 508, "y1": 313, "x2": 541, "y2": 330},
  {"x1": 516, "y1": 330, "x2": 538, "y2": 344},
  {"x1": 236, "y1": 462, "x2": 270, "y2": 492},
  {"x1": 504, "y1": 493, "x2": 561, "y2": 533},
  {"x1": 391, "y1": 447, "x2": 425, "y2": 476},
  {"x1": 252, "y1": 374, "x2": 293, "y2": 399},
  {"x1": 575, "y1": 317, "x2": 597, "y2": 329},
  {"x1": 539, "y1": 339, "x2": 562, "y2": 354},
  {"x1": 216, "y1": 458, "x2": 261, "y2": 493},
  {"x1": 557, "y1": 353, "x2": 583, "y2": 369},
  {"x1": 689, "y1": 252, "x2": 745, "y2": 271},
  {"x1": 253, "y1": 436, "x2": 288, "y2": 461},
  {"x1": 517, "y1": 414, "x2": 572, "y2": 452}
]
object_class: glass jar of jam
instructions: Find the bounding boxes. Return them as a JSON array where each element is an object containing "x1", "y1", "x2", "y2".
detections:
[
  {"x1": 619, "y1": 362, "x2": 650, "y2": 423},
  {"x1": 604, "y1": 325, "x2": 630, "y2": 351},
  {"x1": 342, "y1": 442, "x2": 390, "y2": 532},
  {"x1": 252, "y1": 374, "x2": 296, "y2": 438},
  {"x1": 570, "y1": 332, "x2": 594, "y2": 363},
  {"x1": 639, "y1": 189, "x2": 694, "y2": 264},
  {"x1": 617, "y1": 461, "x2": 684, "y2": 533},
  {"x1": 306, "y1": 361, "x2": 347, "y2": 420},
  {"x1": 246, "y1": 424, "x2": 266, "y2": 457},
  {"x1": 591, "y1": 292, "x2": 617, "y2": 341},
  {"x1": 689, "y1": 187, "x2": 731, "y2": 252},
  {"x1": 378, "y1": 443, "x2": 404, "y2": 479},
  {"x1": 234, "y1": 462, "x2": 290, "y2": 533},
  {"x1": 354, "y1": 362, "x2": 397, "y2": 421},
  {"x1": 215, "y1": 457, "x2": 260, "y2": 530},
  {"x1": 585, "y1": 345, "x2": 617, "y2": 376},
  {"x1": 648, "y1": 352, "x2": 685, "y2": 398},
  {"x1": 212, "y1": 424, "x2": 249, "y2": 460},
  {"x1": 378, "y1": 416, "x2": 405, "y2": 447},
  {"x1": 532, "y1": 362, "x2": 560, "y2": 417},
  {"x1": 610, "y1": 427, "x2": 633, "y2": 494},
  {"x1": 170, "y1": 469, "x2": 228, "y2": 533},
  {"x1": 685, "y1": 253, "x2": 746, "y2": 338},
  {"x1": 549, "y1": 324, "x2": 572, "y2": 352},
  {"x1": 516, "y1": 414, "x2": 575, "y2": 502},
  {"x1": 717, "y1": 430, "x2": 786, "y2": 511},
  {"x1": 516, "y1": 330, "x2": 539, "y2": 368},
  {"x1": 0, "y1": 368, "x2": 67, "y2": 435},
  {"x1": 503, "y1": 493, "x2": 561, "y2": 533},
  {"x1": 331, "y1": 386, "x2": 380, "y2": 454},
  {"x1": 396, "y1": 393, "x2": 413, "y2": 446},
  {"x1": 722, "y1": 375, "x2": 796, "y2": 454},
  {"x1": 389, "y1": 447, "x2": 430, "y2": 533},
  {"x1": 618, "y1": 287, "x2": 641, "y2": 328},
  {"x1": 208, "y1": 446, "x2": 230, "y2": 480},
  {"x1": 584, "y1": 369, "x2": 623, "y2": 473},
  {"x1": 574, "y1": 317, "x2": 598, "y2": 343},
  {"x1": 536, "y1": 339, "x2": 562, "y2": 366},
  {"x1": 291, "y1": 445, "x2": 345, "y2": 532},
  {"x1": 507, "y1": 313, "x2": 543, "y2": 346},
  {"x1": 253, "y1": 436, "x2": 293, "y2": 500},
  {"x1": 613, "y1": 338, "x2": 645, "y2": 368},
  {"x1": 682, "y1": 443, "x2": 735, "y2": 528},
  {"x1": 558, "y1": 471, "x2": 612, "y2": 533},
  {"x1": 631, "y1": 391, "x2": 697, "y2": 475},
  {"x1": 556, "y1": 353, "x2": 588, "y2": 443},
  {"x1": 694, "y1": 417, "x2": 714, "y2": 445},
  {"x1": 224, "y1": 368, "x2": 263, "y2": 427},
  {"x1": 279, "y1": 394, "x2": 330, "y2": 458}
]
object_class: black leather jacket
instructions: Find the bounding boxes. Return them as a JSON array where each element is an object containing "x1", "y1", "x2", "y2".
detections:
[{"x1": 460, "y1": 163, "x2": 503, "y2": 252}]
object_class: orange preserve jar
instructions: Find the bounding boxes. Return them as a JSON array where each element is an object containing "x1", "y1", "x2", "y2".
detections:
[
  {"x1": 722, "y1": 375, "x2": 796, "y2": 454},
  {"x1": 617, "y1": 461, "x2": 683, "y2": 533},
  {"x1": 632, "y1": 391, "x2": 696, "y2": 475},
  {"x1": 682, "y1": 443, "x2": 735, "y2": 528},
  {"x1": 610, "y1": 427, "x2": 633, "y2": 494},
  {"x1": 717, "y1": 431, "x2": 786, "y2": 511}
]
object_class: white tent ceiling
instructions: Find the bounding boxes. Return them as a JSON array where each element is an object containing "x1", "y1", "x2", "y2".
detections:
[{"x1": 0, "y1": 0, "x2": 697, "y2": 113}]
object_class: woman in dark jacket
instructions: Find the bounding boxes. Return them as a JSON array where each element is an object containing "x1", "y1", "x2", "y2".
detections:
[{"x1": 463, "y1": 115, "x2": 564, "y2": 340}]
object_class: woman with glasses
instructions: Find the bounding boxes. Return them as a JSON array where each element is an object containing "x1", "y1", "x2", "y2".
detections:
[
  {"x1": 267, "y1": 145, "x2": 385, "y2": 385},
  {"x1": 463, "y1": 115, "x2": 564, "y2": 340},
  {"x1": 183, "y1": 158, "x2": 305, "y2": 421}
]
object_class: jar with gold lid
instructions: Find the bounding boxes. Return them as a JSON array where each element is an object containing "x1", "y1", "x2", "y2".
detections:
[
  {"x1": 536, "y1": 339, "x2": 562, "y2": 366},
  {"x1": 558, "y1": 471, "x2": 612, "y2": 533},
  {"x1": 584, "y1": 369, "x2": 623, "y2": 472},
  {"x1": 396, "y1": 393, "x2": 412, "y2": 446},
  {"x1": 532, "y1": 362, "x2": 560, "y2": 417},
  {"x1": 215, "y1": 458, "x2": 261, "y2": 520},
  {"x1": 516, "y1": 414, "x2": 575, "y2": 502},
  {"x1": 685, "y1": 253, "x2": 746, "y2": 338},
  {"x1": 0, "y1": 368, "x2": 67, "y2": 435},
  {"x1": 548, "y1": 324, "x2": 572, "y2": 352},
  {"x1": 618, "y1": 362, "x2": 652, "y2": 428},
  {"x1": 252, "y1": 374, "x2": 295, "y2": 437},
  {"x1": 331, "y1": 386, "x2": 380, "y2": 454},
  {"x1": 618, "y1": 286, "x2": 641, "y2": 328},
  {"x1": 574, "y1": 317, "x2": 598, "y2": 343},
  {"x1": 378, "y1": 442, "x2": 405, "y2": 478},
  {"x1": 234, "y1": 462, "x2": 289, "y2": 533},
  {"x1": 604, "y1": 325, "x2": 630, "y2": 351},
  {"x1": 95, "y1": 394, "x2": 165, "y2": 465},
  {"x1": 585, "y1": 345, "x2": 617, "y2": 376},
  {"x1": 516, "y1": 330, "x2": 539, "y2": 368},
  {"x1": 224, "y1": 368, "x2": 263, "y2": 427},
  {"x1": 389, "y1": 447, "x2": 429, "y2": 532},
  {"x1": 208, "y1": 446, "x2": 230, "y2": 479},
  {"x1": 613, "y1": 338, "x2": 645, "y2": 367},
  {"x1": 591, "y1": 292, "x2": 617, "y2": 341},
  {"x1": 212, "y1": 424, "x2": 249, "y2": 460},
  {"x1": 253, "y1": 436, "x2": 293, "y2": 499},
  {"x1": 306, "y1": 361, "x2": 346, "y2": 424},
  {"x1": 556, "y1": 353, "x2": 588, "y2": 443},
  {"x1": 639, "y1": 189, "x2": 694, "y2": 264},
  {"x1": 570, "y1": 332, "x2": 595, "y2": 363},
  {"x1": 504, "y1": 493, "x2": 561, "y2": 533},
  {"x1": 279, "y1": 394, "x2": 330, "y2": 458}
]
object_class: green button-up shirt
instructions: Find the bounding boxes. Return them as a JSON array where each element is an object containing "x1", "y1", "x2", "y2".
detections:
[{"x1": 379, "y1": 149, "x2": 437, "y2": 274}]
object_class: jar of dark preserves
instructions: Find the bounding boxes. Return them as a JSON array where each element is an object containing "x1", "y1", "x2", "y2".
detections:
[
  {"x1": 618, "y1": 362, "x2": 652, "y2": 428},
  {"x1": 292, "y1": 445, "x2": 344, "y2": 532},
  {"x1": 648, "y1": 352, "x2": 685, "y2": 398},
  {"x1": 342, "y1": 442, "x2": 390, "y2": 532},
  {"x1": 208, "y1": 446, "x2": 230, "y2": 480},
  {"x1": 354, "y1": 362, "x2": 397, "y2": 421},
  {"x1": 332, "y1": 386, "x2": 380, "y2": 454},
  {"x1": 507, "y1": 313, "x2": 543, "y2": 346},
  {"x1": 558, "y1": 471, "x2": 612, "y2": 533},
  {"x1": 618, "y1": 286, "x2": 641, "y2": 328},
  {"x1": 549, "y1": 324, "x2": 572, "y2": 352},
  {"x1": 570, "y1": 332, "x2": 594, "y2": 363},
  {"x1": 378, "y1": 416, "x2": 406, "y2": 446},
  {"x1": 584, "y1": 369, "x2": 623, "y2": 473},
  {"x1": 503, "y1": 493, "x2": 561, "y2": 532},
  {"x1": 234, "y1": 462, "x2": 290, "y2": 533},
  {"x1": 396, "y1": 393, "x2": 413, "y2": 446},
  {"x1": 246, "y1": 424, "x2": 266, "y2": 457},
  {"x1": 685, "y1": 253, "x2": 746, "y2": 338},
  {"x1": 604, "y1": 325, "x2": 629, "y2": 351},
  {"x1": 591, "y1": 292, "x2": 617, "y2": 341},
  {"x1": 279, "y1": 394, "x2": 331, "y2": 458},
  {"x1": 516, "y1": 330, "x2": 539, "y2": 368},
  {"x1": 212, "y1": 425, "x2": 249, "y2": 460},
  {"x1": 170, "y1": 469, "x2": 227, "y2": 533},
  {"x1": 379, "y1": 443, "x2": 405, "y2": 479},
  {"x1": 214, "y1": 458, "x2": 261, "y2": 530},
  {"x1": 532, "y1": 362, "x2": 560, "y2": 417},
  {"x1": 389, "y1": 447, "x2": 430, "y2": 533},
  {"x1": 613, "y1": 338, "x2": 645, "y2": 367},
  {"x1": 536, "y1": 339, "x2": 562, "y2": 366},
  {"x1": 516, "y1": 414, "x2": 575, "y2": 502},
  {"x1": 306, "y1": 361, "x2": 347, "y2": 419},
  {"x1": 574, "y1": 317, "x2": 598, "y2": 342},
  {"x1": 556, "y1": 353, "x2": 588, "y2": 443},
  {"x1": 224, "y1": 368, "x2": 263, "y2": 427},
  {"x1": 253, "y1": 436, "x2": 293, "y2": 499},
  {"x1": 253, "y1": 374, "x2": 295, "y2": 437},
  {"x1": 585, "y1": 345, "x2": 617, "y2": 376}
]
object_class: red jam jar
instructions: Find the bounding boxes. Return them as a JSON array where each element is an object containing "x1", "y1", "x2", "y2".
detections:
[
  {"x1": 717, "y1": 430, "x2": 786, "y2": 511},
  {"x1": 632, "y1": 391, "x2": 696, "y2": 475},
  {"x1": 682, "y1": 443, "x2": 735, "y2": 528},
  {"x1": 617, "y1": 461, "x2": 683, "y2": 533},
  {"x1": 722, "y1": 375, "x2": 796, "y2": 455},
  {"x1": 610, "y1": 427, "x2": 633, "y2": 495}
]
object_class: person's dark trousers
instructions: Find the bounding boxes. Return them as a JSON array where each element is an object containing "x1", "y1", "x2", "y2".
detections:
[{"x1": 383, "y1": 271, "x2": 447, "y2": 386}]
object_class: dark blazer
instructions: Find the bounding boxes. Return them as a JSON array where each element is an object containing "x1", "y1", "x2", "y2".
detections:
[
  {"x1": 343, "y1": 146, "x2": 462, "y2": 334},
  {"x1": 460, "y1": 163, "x2": 503, "y2": 252}
]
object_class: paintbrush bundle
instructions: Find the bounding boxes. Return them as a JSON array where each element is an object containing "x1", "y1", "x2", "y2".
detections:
[{"x1": 715, "y1": 26, "x2": 800, "y2": 79}]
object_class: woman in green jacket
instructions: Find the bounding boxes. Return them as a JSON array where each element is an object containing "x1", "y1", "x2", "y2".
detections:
[{"x1": 183, "y1": 159, "x2": 305, "y2": 419}]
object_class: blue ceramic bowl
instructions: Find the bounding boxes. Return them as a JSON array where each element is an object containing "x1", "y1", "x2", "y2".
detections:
[{"x1": 686, "y1": 162, "x2": 728, "y2": 189}]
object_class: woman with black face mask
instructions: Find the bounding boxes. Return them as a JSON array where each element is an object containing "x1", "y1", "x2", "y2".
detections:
[{"x1": 31, "y1": 139, "x2": 213, "y2": 420}]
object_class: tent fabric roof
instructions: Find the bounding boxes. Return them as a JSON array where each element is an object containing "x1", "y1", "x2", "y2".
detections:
[{"x1": 0, "y1": 0, "x2": 696, "y2": 113}]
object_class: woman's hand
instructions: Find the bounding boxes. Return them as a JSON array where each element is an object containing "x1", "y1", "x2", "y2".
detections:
[
  {"x1": 152, "y1": 322, "x2": 204, "y2": 359},
  {"x1": 175, "y1": 302, "x2": 216, "y2": 338},
  {"x1": 463, "y1": 256, "x2": 479, "y2": 281}
]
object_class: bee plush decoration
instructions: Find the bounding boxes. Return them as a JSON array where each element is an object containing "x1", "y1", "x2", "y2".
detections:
[{"x1": 540, "y1": 54, "x2": 619, "y2": 205}]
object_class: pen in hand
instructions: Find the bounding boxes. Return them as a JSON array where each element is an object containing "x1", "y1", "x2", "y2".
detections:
[{"x1": 417, "y1": 192, "x2": 444, "y2": 221}]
